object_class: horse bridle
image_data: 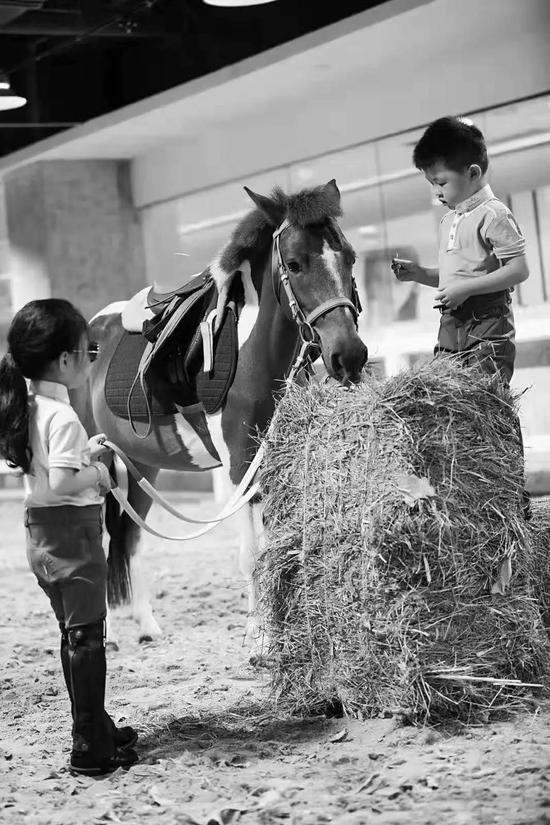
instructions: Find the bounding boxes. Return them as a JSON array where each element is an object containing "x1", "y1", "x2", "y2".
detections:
[{"x1": 272, "y1": 218, "x2": 362, "y2": 344}]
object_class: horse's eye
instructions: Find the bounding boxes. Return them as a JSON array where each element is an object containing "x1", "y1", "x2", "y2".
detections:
[{"x1": 287, "y1": 261, "x2": 301, "y2": 274}]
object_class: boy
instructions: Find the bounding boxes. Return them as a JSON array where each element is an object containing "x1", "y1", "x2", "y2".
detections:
[
  {"x1": 392, "y1": 115, "x2": 528, "y2": 383},
  {"x1": 392, "y1": 115, "x2": 530, "y2": 514}
]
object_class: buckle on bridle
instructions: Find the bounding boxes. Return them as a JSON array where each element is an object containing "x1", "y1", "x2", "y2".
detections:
[{"x1": 299, "y1": 321, "x2": 318, "y2": 344}]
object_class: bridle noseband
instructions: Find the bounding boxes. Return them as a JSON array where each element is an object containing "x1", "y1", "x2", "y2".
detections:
[{"x1": 272, "y1": 218, "x2": 362, "y2": 344}]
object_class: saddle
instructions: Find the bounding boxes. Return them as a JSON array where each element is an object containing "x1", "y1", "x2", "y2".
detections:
[{"x1": 111, "y1": 271, "x2": 241, "y2": 429}]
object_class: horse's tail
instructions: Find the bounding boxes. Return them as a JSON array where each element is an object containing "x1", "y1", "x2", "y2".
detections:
[{"x1": 105, "y1": 476, "x2": 132, "y2": 606}]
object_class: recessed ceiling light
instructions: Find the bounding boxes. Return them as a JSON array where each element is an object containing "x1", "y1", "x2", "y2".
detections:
[{"x1": 0, "y1": 72, "x2": 26, "y2": 112}]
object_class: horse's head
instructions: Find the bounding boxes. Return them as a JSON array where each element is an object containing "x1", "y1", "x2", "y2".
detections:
[{"x1": 244, "y1": 179, "x2": 368, "y2": 384}]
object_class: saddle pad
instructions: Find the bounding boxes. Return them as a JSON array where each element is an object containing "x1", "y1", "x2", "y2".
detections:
[
  {"x1": 105, "y1": 332, "x2": 177, "y2": 423},
  {"x1": 196, "y1": 304, "x2": 238, "y2": 414},
  {"x1": 120, "y1": 287, "x2": 154, "y2": 333}
]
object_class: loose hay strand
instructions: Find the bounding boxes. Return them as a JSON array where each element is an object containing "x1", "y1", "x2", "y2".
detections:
[{"x1": 258, "y1": 357, "x2": 550, "y2": 723}]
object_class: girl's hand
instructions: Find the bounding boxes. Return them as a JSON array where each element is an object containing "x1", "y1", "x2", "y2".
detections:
[
  {"x1": 88, "y1": 433, "x2": 112, "y2": 461},
  {"x1": 435, "y1": 278, "x2": 473, "y2": 311},
  {"x1": 391, "y1": 258, "x2": 425, "y2": 283}
]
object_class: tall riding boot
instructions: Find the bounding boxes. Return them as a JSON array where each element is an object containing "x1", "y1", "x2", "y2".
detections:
[
  {"x1": 67, "y1": 621, "x2": 137, "y2": 776},
  {"x1": 60, "y1": 622, "x2": 137, "y2": 750}
]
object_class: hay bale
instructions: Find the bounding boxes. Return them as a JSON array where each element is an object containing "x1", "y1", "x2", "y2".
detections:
[
  {"x1": 531, "y1": 498, "x2": 550, "y2": 632},
  {"x1": 258, "y1": 357, "x2": 550, "y2": 723}
]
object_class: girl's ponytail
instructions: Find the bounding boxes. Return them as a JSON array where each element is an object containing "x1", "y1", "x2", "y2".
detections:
[
  {"x1": 0, "y1": 298, "x2": 88, "y2": 475},
  {"x1": 0, "y1": 350, "x2": 31, "y2": 474}
]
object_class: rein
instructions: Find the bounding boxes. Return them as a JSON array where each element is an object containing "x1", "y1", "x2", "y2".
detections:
[{"x1": 108, "y1": 217, "x2": 360, "y2": 541}]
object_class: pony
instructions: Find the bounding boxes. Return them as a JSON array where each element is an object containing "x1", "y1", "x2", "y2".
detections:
[{"x1": 73, "y1": 179, "x2": 368, "y2": 657}]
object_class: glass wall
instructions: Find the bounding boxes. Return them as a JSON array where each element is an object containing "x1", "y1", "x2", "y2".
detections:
[
  {"x1": 141, "y1": 93, "x2": 550, "y2": 337},
  {"x1": 140, "y1": 92, "x2": 550, "y2": 446}
]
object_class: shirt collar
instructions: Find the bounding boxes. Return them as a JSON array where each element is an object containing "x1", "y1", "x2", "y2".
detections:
[
  {"x1": 30, "y1": 379, "x2": 71, "y2": 405},
  {"x1": 454, "y1": 184, "x2": 494, "y2": 215}
]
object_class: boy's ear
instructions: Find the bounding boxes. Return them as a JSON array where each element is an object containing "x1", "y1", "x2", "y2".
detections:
[{"x1": 469, "y1": 164, "x2": 483, "y2": 180}]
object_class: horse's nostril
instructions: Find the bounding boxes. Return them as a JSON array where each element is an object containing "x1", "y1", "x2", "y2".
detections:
[{"x1": 331, "y1": 353, "x2": 344, "y2": 375}]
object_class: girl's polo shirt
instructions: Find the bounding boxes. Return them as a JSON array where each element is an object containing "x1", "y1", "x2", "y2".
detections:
[{"x1": 24, "y1": 379, "x2": 102, "y2": 508}]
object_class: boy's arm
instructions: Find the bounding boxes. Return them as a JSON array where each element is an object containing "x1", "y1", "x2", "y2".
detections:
[
  {"x1": 392, "y1": 259, "x2": 439, "y2": 288},
  {"x1": 436, "y1": 257, "x2": 528, "y2": 309},
  {"x1": 472, "y1": 205, "x2": 529, "y2": 293},
  {"x1": 462, "y1": 255, "x2": 529, "y2": 296}
]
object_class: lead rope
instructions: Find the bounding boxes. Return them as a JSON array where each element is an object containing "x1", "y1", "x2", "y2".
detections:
[{"x1": 104, "y1": 337, "x2": 314, "y2": 542}]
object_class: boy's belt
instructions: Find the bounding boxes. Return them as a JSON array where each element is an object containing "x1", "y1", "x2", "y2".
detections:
[{"x1": 441, "y1": 290, "x2": 511, "y2": 323}]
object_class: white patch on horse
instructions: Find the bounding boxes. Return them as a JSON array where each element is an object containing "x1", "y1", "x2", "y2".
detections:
[
  {"x1": 321, "y1": 241, "x2": 355, "y2": 321},
  {"x1": 207, "y1": 410, "x2": 231, "y2": 472},
  {"x1": 207, "y1": 409, "x2": 266, "y2": 657},
  {"x1": 90, "y1": 301, "x2": 126, "y2": 323},
  {"x1": 237, "y1": 260, "x2": 259, "y2": 349},
  {"x1": 173, "y1": 405, "x2": 221, "y2": 469},
  {"x1": 129, "y1": 545, "x2": 162, "y2": 642},
  {"x1": 209, "y1": 258, "x2": 233, "y2": 293},
  {"x1": 210, "y1": 258, "x2": 258, "y2": 349}
]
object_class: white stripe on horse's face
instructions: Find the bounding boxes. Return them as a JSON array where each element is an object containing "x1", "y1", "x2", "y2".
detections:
[
  {"x1": 321, "y1": 241, "x2": 341, "y2": 287},
  {"x1": 321, "y1": 240, "x2": 355, "y2": 321},
  {"x1": 173, "y1": 405, "x2": 221, "y2": 470},
  {"x1": 90, "y1": 301, "x2": 127, "y2": 323}
]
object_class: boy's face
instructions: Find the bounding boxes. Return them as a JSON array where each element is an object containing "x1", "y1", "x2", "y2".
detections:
[{"x1": 423, "y1": 160, "x2": 483, "y2": 209}]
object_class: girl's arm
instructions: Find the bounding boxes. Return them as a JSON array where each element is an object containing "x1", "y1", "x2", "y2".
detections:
[{"x1": 49, "y1": 462, "x2": 110, "y2": 496}]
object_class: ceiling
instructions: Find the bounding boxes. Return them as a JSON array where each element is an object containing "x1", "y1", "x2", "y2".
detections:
[{"x1": 0, "y1": 0, "x2": 384, "y2": 158}]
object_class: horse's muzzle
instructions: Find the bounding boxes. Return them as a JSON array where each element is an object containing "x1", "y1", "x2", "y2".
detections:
[{"x1": 329, "y1": 340, "x2": 368, "y2": 385}]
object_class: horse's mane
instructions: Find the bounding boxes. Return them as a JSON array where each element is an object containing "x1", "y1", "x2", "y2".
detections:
[{"x1": 216, "y1": 184, "x2": 343, "y2": 277}]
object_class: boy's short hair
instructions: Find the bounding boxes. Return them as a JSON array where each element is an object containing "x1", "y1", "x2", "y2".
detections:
[{"x1": 413, "y1": 116, "x2": 488, "y2": 174}]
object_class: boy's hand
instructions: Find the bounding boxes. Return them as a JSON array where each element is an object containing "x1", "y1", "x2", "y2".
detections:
[
  {"x1": 88, "y1": 433, "x2": 112, "y2": 461},
  {"x1": 435, "y1": 277, "x2": 473, "y2": 311},
  {"x1": 391, "y1": 258, "x2": 425, "y2": 283}
]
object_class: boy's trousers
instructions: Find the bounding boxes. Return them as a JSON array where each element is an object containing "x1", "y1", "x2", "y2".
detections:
[{"x1": 435, "y1": 289, "x2": 515, "y2": 384}]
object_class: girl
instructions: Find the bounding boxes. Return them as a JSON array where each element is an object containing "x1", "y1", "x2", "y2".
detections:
[{"x1": 0, "y1": 298, "x2": 138, "y2": 777}]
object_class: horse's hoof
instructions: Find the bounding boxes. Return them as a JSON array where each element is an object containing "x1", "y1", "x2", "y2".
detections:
[
  {"x1": 106, "y1": 640, "x2": 119, "y2": 652},
  {"x1": 139, "y1": 634, "x2": 154, "y2": 644}
]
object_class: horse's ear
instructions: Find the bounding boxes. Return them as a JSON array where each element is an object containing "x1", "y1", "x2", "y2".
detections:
[
  {"x1": 244, "y1": 187, "x2": 284, "y2": 226},
  {"x1": 323, "y1": 179, "x2": 341, "y2": 209}
]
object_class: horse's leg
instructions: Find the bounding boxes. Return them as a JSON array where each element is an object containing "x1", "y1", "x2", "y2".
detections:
[
  {"x1": 127, "y1": 466, "x2": 164, "y2": 642},
  {"x1": 238, "y1": 498, "x2": 268, "y2": 663},
  {"x1": 207, "y1": 410, "x2": 268, "y2": 661},
  {"x1": 106, "y1": 462, "x2": 163, "y2": 643}
]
